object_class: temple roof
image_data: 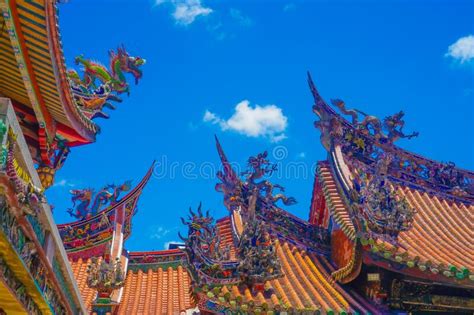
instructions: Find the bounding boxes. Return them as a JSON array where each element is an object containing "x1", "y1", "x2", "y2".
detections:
[
  {"x1": 370, "y1": 185, "x2": 474, "y2": 280},
  {"x1": 317, "y1": 158, "x2": 474, "y2": 286},
  {"x1": 200, "y1": 229, "x2": 374, "y2": 314},
  {"x1": 58, "y1": 163, "x2": 154, "y2": 260},
  {"x1": 119, "y1": 250, "x2": 195, "y2": 314},
  {"x1": 308, "y1": 72, "x2": 473, "y2": 203},
  {"x1": 1, "y1": 1, "x2": 145, "y2": 175},
  {"x1": 69, "y1": 257, "x2": 101, "y2": 311},
  {"x1": 167, "y1": 137, "x2": 379, "y2": 314},
  {"x1": 0, "y1": 0, "x2": 97, "y2": 146},
  {"x1": 308, "y1": 73, "x2": 474, "y2": 287},
  {"x1": 70, "y1": 212, "x2": 375, "y2": 314},
  {"x1": 70, "y1": 249, "x2": 196, "y2": 314}
]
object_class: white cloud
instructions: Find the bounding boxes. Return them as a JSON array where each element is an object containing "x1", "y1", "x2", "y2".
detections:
[
  {"x1": 445, "y1": 35, "x2": 474, "y2": 63},
  {"x1": 229, "y1": 8, "x2": 253, "y2": 27},
  {"x1": 156, "y1": 0, "x2": 213, "y2": 25},
  {"x1": 53, "y1": 179, "x2": 75, "y2": 188},
  {"x1": 149, "y1": 226, "x2": 171, "y2": 240},
  {"x1": 203, "y1": 100, "x2": 288, "y2": 142}
]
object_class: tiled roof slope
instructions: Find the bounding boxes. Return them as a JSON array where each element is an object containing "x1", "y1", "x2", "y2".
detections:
[
  {"x1": 323, "y1": 154, "x2": 474, "y2": 285},
  {"x1": 69, "y1": 251, "x2": 195, "y2": 314},
  {"x1": 69, "y1": 253, "x2": 195, "y2": 314},
  {"x1": 69, "y1": 258, "x2": 99, "y2": 311},
  {"x1": 216, "y1": 217, "x2": 236, "y2": 260},
  {"x1": 397, "y1": 186, "x2": 473, "y2": 269},
  {"x1": 117, "y1": 265, "x2": 194, "y2": 315},
  {"x1": 205, "y1": 236, "x2": 372, "y2": 314},
  {"x1": 366, "y1": 185, "x2": 474, "y2": 283},
  {"x1": 272, "y1": 240, "x2": 367, "y2": 313},
  {"x1": 317, "y1": 162, "x2": 356, "y2": 240}
]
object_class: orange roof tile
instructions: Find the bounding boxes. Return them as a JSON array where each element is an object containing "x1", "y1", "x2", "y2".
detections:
[
  {"x1": 366, "y1": 186, "x2": 474, "y2": 283},
  {"x1": 326, "y1": 158, "x2": 474, "y2": 286},
  {"x1": 204, "y1": 240, "x2": 371, "y2": 314},
  {"x1": 320, "y1": 150, "x2": 474, "y2": 284},
  {"x1": 69, "y1": 257, "x2": 98, "y2": 311},
  {"x1": 117, "y1": 265, "x2": 194, "y2": 315},
  {"x1": 216, "y1": 217, "x2": 236, "y2": 260},
  {"x1": 69, "y1": 252, "x2": 195, "y2": 314},
  {"x1": 317, "y1": 162, "x2": 356, "y2": 240}
]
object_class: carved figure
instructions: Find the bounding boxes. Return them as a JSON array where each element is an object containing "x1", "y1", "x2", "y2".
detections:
[
  {"x1": 383, "y1": 111, "x2": 419, "y2": 142},
  {"x1": 66, "y1": 180, "x2": 132, "y2": 220},
  {"x1": 331, "y1": 99, "x2": 418, "y2": 143},
  {"x1": 358, "y1": 156, "x2": 416, "y2": 239},
  {"x1": 179, "y1": 203, "x2": 226, "y2": 262},
  {"x1": 241, "y1": 151, "x2": 297, "y2": 207},
  {"x1": 237, "y1": 219, "x2": 282, "y2": 285},
  {"x1": 87, "y1": 257, "x2": 124, "y2": 294},
  {"x1": 67, "y1": 46, "x2": 145, "y2": 119}
]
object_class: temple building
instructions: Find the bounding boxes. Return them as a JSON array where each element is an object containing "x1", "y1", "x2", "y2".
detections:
[
  {"x1": 0, "y1": 0, "x2": 144, "y2": 313},
  {"x1": 0, "y1": 1, "x2": 473, "y2": 314}
]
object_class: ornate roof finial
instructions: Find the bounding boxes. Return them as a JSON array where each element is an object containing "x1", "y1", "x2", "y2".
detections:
[
  {"x1": 214, "y1": 135, "x2": 238, "y2": 183},
  {"x1": 67, "y1": 46, "x2": 146, "y2": 120},
  {"x1": 87, "y1": 257, "x2": 124, "y2": 313},
  {"x1": 66, "y1": 180, "x2": 132, "y2": 220}
]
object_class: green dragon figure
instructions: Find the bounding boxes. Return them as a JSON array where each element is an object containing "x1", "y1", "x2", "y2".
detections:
[{"x1": 67, "y1": 46, "x2": 146, "y2": 120}]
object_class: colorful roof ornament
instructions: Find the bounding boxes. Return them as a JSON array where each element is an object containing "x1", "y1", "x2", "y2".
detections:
[
  {"x1": 58, "y1": 163, "x2": 154, "y2": 259},
  {"x1": 67, "y1": 46, "x2": 146, "y2": 120},
  {"x1": 86, "y1": 257, "x2": 125, "y2": 293},
  {"x1": 355, "y1": 154, "x2": 417, "y2": 242},
  {"x1": 179, "y1": 204, "x2": 238, "y2": 285},
  {"x1": 66, "y1": 180, "x2": 132, "y2": 221},
  {"x1": 36, "y1": 137, "x2": 70, "y2": 189},
  {"x1": 215, "y1": 136, "x2": 297, "y2": 218},
  {"x1": 329, "y1": 99, "x2": 419, "y2": 143},
  {"x1": 182, "y1": 139, "x2": 301, "y2": 287},
  {"x1": 308, "y1": 72, "x2": 473, "y2": 202},
  {"x1": 308, "y1": 73, "x2": 474, "y2": 289}
]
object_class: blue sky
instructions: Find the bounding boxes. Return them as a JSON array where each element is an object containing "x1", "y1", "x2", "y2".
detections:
[{"x1": 46, "y1": 0, "x2": 474, "y2": 251}]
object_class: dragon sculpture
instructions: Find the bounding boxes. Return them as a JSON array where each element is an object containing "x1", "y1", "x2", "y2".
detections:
[
  {"x1": 242, "y1": 151, "x2": 297, "y2": 207},
  {"x1": 331, "y1": 99, "x2": 418, "y2": 143},
  {"x1": 356, "y1": 156, "x2": 416, "y2": 240},
  {"x1": 309, "y1": 73, "x2": 473, "y2": 202},
  {"x1": 214, "y1": 137, "x2": 296, "y2": 215},
  {"x1": 66, "y1": 180, "x2": 132, "y2": 220},
  {"x1": 67, "y1": 46, "x2": 146, "y2": 119},
  {"x1": 179, "y1": 204, "x2": 233, "y2": 284},
  {"x1": 180, "y1": 139, "x2": 297, "y2": 288}
]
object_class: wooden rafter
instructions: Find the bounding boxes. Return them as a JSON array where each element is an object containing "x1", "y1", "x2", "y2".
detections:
[{"x1": 0, "y1": 0, "x2": 55, "y2": 163}]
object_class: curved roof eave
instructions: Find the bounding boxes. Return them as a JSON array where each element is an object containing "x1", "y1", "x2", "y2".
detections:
[{"x1": 44, "y1": 1, "x2": 98, "y2": 143}]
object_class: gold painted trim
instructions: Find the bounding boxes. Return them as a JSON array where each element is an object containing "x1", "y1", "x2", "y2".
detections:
[
  {"x1": 0, "y1": 232, "x2": 52, "y2": 314},
  {"x1": 0, "y1": 1, "x2": 49, "y2": 134}
]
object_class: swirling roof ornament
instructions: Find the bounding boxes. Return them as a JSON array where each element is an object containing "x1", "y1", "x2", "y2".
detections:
[
  {"x1": 308, "y1": 72, "x2": 473, "y2": 203},
  {"x1": 66, "y1": 180, "x2": 132, "y2": 221},
  {"x1": 67, "y1": 46, "x2": 146, "y2": 120},
  {"x1": 57, "y1": 162, "x2": 154, "y2": 259}
]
